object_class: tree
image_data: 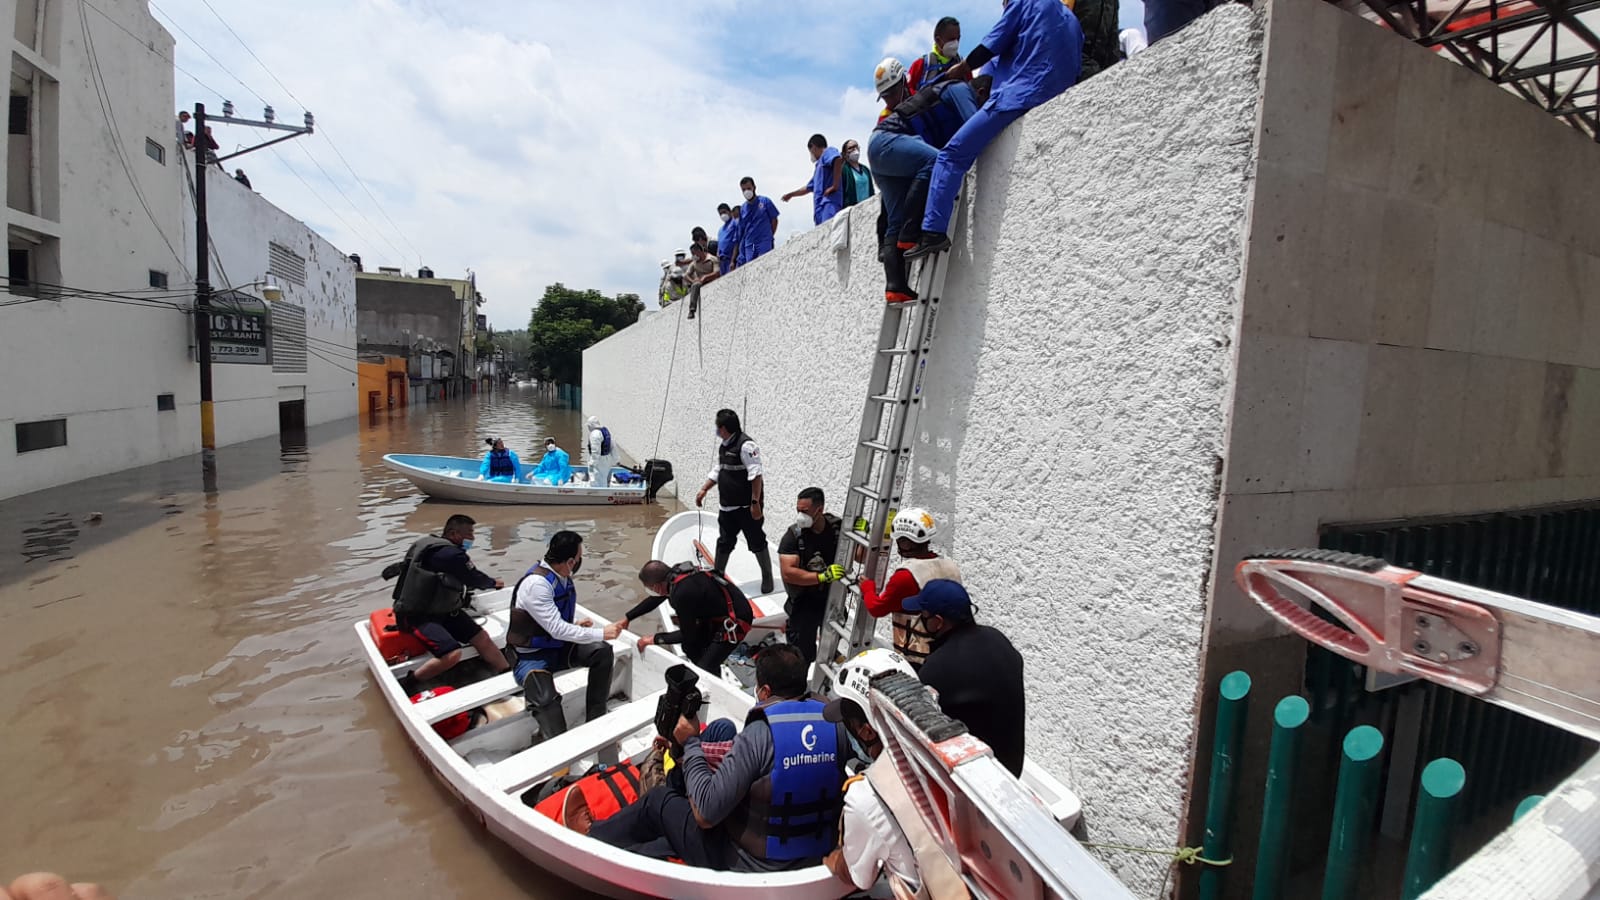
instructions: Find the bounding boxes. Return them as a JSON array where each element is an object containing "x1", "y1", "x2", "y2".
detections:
[
  {"x1": 527, "y1": 284, "x2": 644, "y2": 384},
  {"x1": 491, "y1": 328, "x2": 532, "y2": 372}
]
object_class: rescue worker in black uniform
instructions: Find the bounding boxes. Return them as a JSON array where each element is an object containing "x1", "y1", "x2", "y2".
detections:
[
  {"x1": 694, "y1": 409, "x2": 775, "y2": 594},
  {"x1": 387, "y1": 514, "x2": 509, "y2": 692},
  {"x1": 623, "y1": 559, "x2": 756, "y2": 674},
  {"x1": 777, "y1": 486, "x2": 845, "y2": 662}
]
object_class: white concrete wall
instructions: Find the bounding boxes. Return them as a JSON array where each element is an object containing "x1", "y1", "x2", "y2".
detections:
[
  {"x1": 194, "y1": 166, "x2": 358, "y2": 446},
  {"x1": 0, "y1": 0, "x2": 196, "y2": 499},
  {"x1": 586, "y1": 8, "x2": 1265, "y2": 890}
]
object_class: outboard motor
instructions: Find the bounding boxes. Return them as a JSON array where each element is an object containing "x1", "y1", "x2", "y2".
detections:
[{"x1": 641, "y1": 459, "x2": 674, "y2": 502}]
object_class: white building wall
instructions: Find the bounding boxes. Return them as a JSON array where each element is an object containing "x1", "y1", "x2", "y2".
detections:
[
  {"x1": 0, "y1": 0, "x2": 195, "y2": 500},
  {"x1": 191, "y1": 165, "x2": 357, "y2": 446},
  {"x1": 584, "y1": 9, "x2": 1264, "y2": 891}
]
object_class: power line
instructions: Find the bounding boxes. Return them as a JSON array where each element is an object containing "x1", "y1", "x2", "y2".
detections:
[
  {"x1": 77, "y1": 2, "x2": 190, "y2": 276},
  {"x1": 148, "y1": 1, "x2": 267, "y2": 106},
  {"x1": 80, "y1": 0, "x2": 225, "y2": 98},
  {"x1": 291, "y1": 138, "x2": 409, "y2": 265},
  {"x1": 193, "y1": 0, "x2": 423, "y2": 265},
  {"x1": 265, "y1": 143, "x2": 386, "y2": 255}
]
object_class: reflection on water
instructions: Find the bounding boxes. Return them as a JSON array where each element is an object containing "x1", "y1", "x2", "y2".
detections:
[{"x1": 0, "y1": 386, "x2": 687, "y2": 898}]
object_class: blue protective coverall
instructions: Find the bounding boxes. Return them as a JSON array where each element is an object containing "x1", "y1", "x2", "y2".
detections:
[
  {"x1": 738, "y1": 195, "x2": 780, "y2": 264},
  {"x1": 530, "y1": 446, "x2": 571, "y2": 485},
  {"x1": 869, "y1": 80, "x2": 979, "y2": 247},
  {"x1": 717, "y1": 216, "x2": 743, "y2": 274},
  {"x1": 809, "y1": 146, "x2": 843, "y2": 225},
  {"x1": 921, "y1": 0, "x2": 1083, "y2": 236},
  {"x1": 479, "y1": 448, "x2": 523, "y2": 483}
]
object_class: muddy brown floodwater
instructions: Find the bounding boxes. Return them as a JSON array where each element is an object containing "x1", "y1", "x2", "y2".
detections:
[{"x1": 0, "y1": 387, "x2": 692, "y2": 898}]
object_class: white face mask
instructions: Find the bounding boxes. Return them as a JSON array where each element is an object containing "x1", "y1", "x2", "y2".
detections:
[
  {"x1": 720, "y1": 212, "x2": 730, "y2": 223},
  {"x1": 846, "y1": 149, "x2": 860, "y2": 163},
  {"x1": 794, "y1": 512, "x2": 815, "y2": 531},
  {"x1": 941, "y1": 40, "x2": 960, "y2": 58},
  {"x1": 742, "y1": 188, "x2": 755, "y2": 201}
]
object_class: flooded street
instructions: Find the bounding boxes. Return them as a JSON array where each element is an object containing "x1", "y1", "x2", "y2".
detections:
[{"x1": 0, "y1": 387, "x2": 685, "y2": 898}]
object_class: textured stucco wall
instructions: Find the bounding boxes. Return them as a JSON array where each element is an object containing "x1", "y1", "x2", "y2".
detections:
[{"x1": 586, "y1": 8, "x2": 1265, "y2": 890}]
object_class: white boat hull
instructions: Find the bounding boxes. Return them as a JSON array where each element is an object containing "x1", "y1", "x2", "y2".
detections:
[
  {"x1": 383, "y1": 454, "x2": 650, "y2": 506},
  {"x1": 355, "y1": 587, "x2": 845, "y2": 899},
  {"x1": 647, "y1": 510, "x2": 790, "y2": 644}
]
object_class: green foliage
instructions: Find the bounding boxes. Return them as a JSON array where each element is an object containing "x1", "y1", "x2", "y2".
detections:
[
  {"x1": 490, "y1": 328, "x2": 532, "y2": 371},
  {"x1": 527, "y1": 284, "x2": 643, "y2": 384}
]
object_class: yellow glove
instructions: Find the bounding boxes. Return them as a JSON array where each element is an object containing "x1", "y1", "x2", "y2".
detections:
[{"x1": 817, "y1": 564, "x2": 846, "y2": 584}]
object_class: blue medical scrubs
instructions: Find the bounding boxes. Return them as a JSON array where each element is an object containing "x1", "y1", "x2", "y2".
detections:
[
  {"x1": 922, "y1": 0, "x2": 1083, "y2": 235},
  {"x1": 716, "y1": 217, "x2": 742, "y2": 274},
  {"x1": 811, "y1": 146, "x2": 843, "y2": 225},
  {"x1": 739, "y1": 195, "x2": 780, "y2": 263},
  {"x1": 531, "y1": 447, "x2": 571, "y2": 485},
  {"x1": 870, "y1": 82, "x2": 979, "y2": 245}
]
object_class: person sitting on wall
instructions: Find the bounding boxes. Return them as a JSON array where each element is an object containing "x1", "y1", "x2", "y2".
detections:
[
  {"x1": 479, "y1": 437, "x2": 522, "y2": 483},
  {"x1": 904, "y1": 0, "x2": 1084, "y2": 261},
  {"x1": 530, "y1": 436, "x2": 572, "y2": 485},
  {"x1": 589, "y1": 645, "x2": 850, "y2": 872}
]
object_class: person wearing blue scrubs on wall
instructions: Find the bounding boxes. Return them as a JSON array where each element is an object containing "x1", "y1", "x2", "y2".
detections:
[
  {"x1": 904, "y1": 0, "x2": 1083, "y2": 261},
  {"x1": 737, "y1": 176, "x2": 780, "y2": 264},
  {"x1": 715, "y1": 202, "x2": 742, "y2": 274},
  {"x1": 782, "y1": 134, "x2": 846, "y2": 226}
]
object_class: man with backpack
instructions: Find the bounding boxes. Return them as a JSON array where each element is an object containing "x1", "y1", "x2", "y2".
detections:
[
  {"x1": 388, "y1": 514, "x2": 509, "y2": 692},
  {"x1": 584, "y1": 416, "x2": 619, "y2": 484},
  {"x1": 624, "y1": 559, "x2": 756, "y2": 674}
]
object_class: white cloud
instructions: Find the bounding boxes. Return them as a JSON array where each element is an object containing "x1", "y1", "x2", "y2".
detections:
[{"x1": 881, "y1": 18, "x2": 935, "y2": 61}]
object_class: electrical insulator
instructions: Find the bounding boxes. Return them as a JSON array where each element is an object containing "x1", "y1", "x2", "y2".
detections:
[
  {"x1": 263, "y1": 105, "x2": 275, "y2": 124},
  {"x1": 303, "y1": 111, "x2": 315, "y2": 131},
  {"x1": 222, "y1": 99, "x2": 234, "y2": 117}
]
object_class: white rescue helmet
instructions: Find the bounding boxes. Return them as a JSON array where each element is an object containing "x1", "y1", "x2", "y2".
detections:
[
  {"x1": 874, "y1": 57, "x2": 906, "y2": 98},
  {"x1": 890, "y1": 507, "x2": 938, "y2": 543},
  {"x1": 829, "y1": 648, "x2": 916, "y2": 723}
]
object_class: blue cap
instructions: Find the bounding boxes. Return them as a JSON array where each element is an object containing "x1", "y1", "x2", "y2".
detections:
[{"x1": 902, "y1": 579, "x2": 972, "y2": 620}]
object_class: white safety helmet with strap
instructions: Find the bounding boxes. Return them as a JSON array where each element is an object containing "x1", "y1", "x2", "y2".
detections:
[
  {"x1": 874, "y1": 57, "x2": 906, "y2": 98},
  {"x1": 829, "y1": 648, "x2": 916, "y2": 724},
  {"x1": 890, "y1": 507, "x2": 938, "y2": 543}
]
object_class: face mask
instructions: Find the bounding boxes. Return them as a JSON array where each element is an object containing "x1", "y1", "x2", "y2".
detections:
[
  {"x1": 571, "y1": 557, "x2": 583, "y2": 574},
  {"x1": 545, "y1": 444, "x2": 555, "y2": 452},
  {"x1": 742, "y1": 188, "x2": 755, "y2": 201},
  {"x1": 941, "y1": 40, "x2": 960, "y2": 58},
  {"x1": 845, "y1": 730, "x2": 872, "y2": 763},
  {"x1": 794, "y1": 512, "x2": 815, "y2": 532},
  {"x1": 846, "y1": 150, "x2": 860, "y2": 163},
  {"x1": 460, "y1": 539, "x2": 475, "y2": 551},
  {"x1": 720, "y1": 213, "x2": 730, "y2": 223}
]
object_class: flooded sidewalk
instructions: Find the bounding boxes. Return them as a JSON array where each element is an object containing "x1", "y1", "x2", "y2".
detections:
[{"x1": 0, "y1": 389, "x2": 683, "y2": 898}]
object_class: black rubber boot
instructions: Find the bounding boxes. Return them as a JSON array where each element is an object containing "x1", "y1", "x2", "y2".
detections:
[
  {"x1": 897, "y1": 178, "x2": 931, "y2": 250},
  {"x1": 756, "y1": 551, "x2": 775, "y2": 595},
  {"x1": 523, "y1": 669, "x2": 568, "y2": 740},
  {"x1": 883, "y1": 246, "x2": 916, "y2": 304}
]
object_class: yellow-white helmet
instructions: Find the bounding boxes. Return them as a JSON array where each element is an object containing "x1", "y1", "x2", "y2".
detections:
[
  {"x1": 890, "y1": 507, "x2": 938, "y2": 543},
  {"x1": 874, "y1": 57, "x2": 906, "y2": 97}
]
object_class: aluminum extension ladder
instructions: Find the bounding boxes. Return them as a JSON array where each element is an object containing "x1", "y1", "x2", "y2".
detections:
[{"x1": 810, "y1": 247, "x2": 954, "y2": 690}]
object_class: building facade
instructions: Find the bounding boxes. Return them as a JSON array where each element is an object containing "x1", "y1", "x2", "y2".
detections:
[
  {"x1": 355, "y1": 268, "x2": 482, "y2": 397},
  {"x1": 0, "y1": 0, "x2": 357, "y2": 501}
]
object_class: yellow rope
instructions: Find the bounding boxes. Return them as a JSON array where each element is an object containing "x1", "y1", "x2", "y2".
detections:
[{"x1": 1081, "y1": 841, "x2": 1233, "y2": 867}]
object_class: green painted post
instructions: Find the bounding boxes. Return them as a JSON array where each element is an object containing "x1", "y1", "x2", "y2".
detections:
[
  {"x1": 1400, "y1": 758, "x2": 1467, "y2": 900},
  {"x1": 1252, "y1": 696, "x2": 1311, "y2": 900},
  {"x1": 1199, "y1": 671, "x2": 1252, "y2": 900},
  {"x1": 1513, "y1": 795, "x2": 1544, "y2": 822},
  {"x1": 1322, "y1": 725, "x2": 1386, "y2": 900}
]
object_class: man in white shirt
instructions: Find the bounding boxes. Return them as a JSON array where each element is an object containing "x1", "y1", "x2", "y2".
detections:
[
  {"x1": 584, "y1": 416, "x2": 619, "y2": 484},
  {"x1": 507, "y1": 531, "x2": 623, "y2": 739},
  {"x1": 694, "y1": 408, "x2": 775, "y2": 594}
]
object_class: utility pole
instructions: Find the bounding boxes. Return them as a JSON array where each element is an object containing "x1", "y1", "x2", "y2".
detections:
[{"x1": 189, "y1": 100, "x2": 313, "y2": 459}]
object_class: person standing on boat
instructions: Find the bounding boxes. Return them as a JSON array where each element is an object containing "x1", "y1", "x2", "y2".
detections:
[
  {"x1": 625, "y1": 560, "x2": 754, "y2": 674},
  {"x1": 695, "y1": 408, "x2": 776, "y2": 594},
  {"x1": 778, "y1": 487, "x2": 844, "y2": 663},
  {"x1": 905, "y1": 579, "x2": 1026, "y2": 777},
  {"x1": 589, "y1": 645, "x2": 850, "y2": 872},
  {"x1": 860, "y1": 508, "x2": 962, "y2": 668},
  {"x1": 584, "y1": 416, "x2": 619, "y2": 484},
  {"x1": 392, "y1": 514, "x2": 509, "y2": 693},
  {"x1": 530, "y1": 436, "x2": 571, "y2": 485},
  {"x1": 508, "y1": 531, "x2": 624, "y2": 739},
  {"x1": 478, "y1": 437, "x2": 522, "y2": 483}
]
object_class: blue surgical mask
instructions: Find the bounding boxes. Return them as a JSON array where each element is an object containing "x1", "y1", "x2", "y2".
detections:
[
  {"x1": 846, "y1": 730, "x2": 872, "y2": 763},
  {"x1": 461, "y1": 539, "x2": 474, "y2": 551}
]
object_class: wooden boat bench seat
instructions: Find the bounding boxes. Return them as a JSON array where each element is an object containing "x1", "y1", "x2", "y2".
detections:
[{"x1": 485, "y1": 690, "x2": 665, "y2": 795}]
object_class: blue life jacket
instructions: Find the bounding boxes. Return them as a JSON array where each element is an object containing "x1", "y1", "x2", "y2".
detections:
[
  {"x1": 598, "y1": 427, "x2": 612, "y2": 456},
  {"x1": 511, "y1": 564, "x2": 577, "y2": 653},
  {"x1": 727, "y1": 699, "x2": 847, "y2": 861},
  {"x1": 487, "y1": 448, "x2": 515, "y2": 478}
]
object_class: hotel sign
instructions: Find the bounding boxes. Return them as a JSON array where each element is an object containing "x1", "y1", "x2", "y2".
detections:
[{"x1": 208, "y1": 293, "x2": 269, "y2": 364}]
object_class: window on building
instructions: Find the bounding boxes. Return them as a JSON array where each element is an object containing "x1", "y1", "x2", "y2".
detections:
[
  {"x1": 144, "y1": 137, "x2": 164, "y2": 164},
  {"x1": 15, "y1": 418, "x2": 65, "y2": 452},
  {"x1": 156, "y1": 393, "x2": 175, "y2": 411},
  {"x1": 8, "y1": 95, "x2": 27, "y2": 135},
  {"x1": 148, "y1": 269, "x2": 168, "y2": 289},
  {"x1": 8, "y1": 246, "x2": 29, "y2": 294}
]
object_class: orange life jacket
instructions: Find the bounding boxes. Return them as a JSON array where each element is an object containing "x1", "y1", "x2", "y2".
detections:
[{"x1": 533, "y1": 762, "x2": 644, "y2": 828}]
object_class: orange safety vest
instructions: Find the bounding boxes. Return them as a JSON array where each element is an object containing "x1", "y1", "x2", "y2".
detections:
[{"x1": 534, "y1": 762, "x2": 644, "y2": 827}]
